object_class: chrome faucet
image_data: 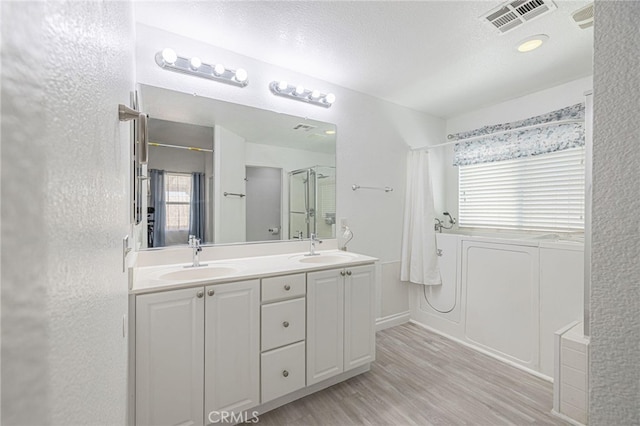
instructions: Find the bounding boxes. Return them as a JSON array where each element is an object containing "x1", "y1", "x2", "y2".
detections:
[
  {"x1": 306, "y1": 233, "x2": 323, "y2": 256},
  {"x1": 435, "y1": 212, "x2": 456, "y2": 233},
  {"x1": 187, "y1": 235, "x2": 207, "y2": 268}
]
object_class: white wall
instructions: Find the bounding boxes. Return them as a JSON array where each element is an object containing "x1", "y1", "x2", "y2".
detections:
[
  {"x1": 433, "y1": 76, "x2": 593, "y2": 223},
  {"x1": 590, "y1": 2, "x2": 640, "y2": 424},
  {"x1": 136, "y1": 24, "x2": 446, "y2": 320},
  {"x1": 1, "y1": 2, "x2": 134, "y2": 424}
]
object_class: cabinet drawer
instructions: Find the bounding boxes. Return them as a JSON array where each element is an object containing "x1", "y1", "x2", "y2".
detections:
[
  {"x1": 261, "y1": 341, "x2": 306, "y2": 403},
  {"x1": 261, "y1": 298, "x2": 305, "y2": 351},
  {"x1": 262, "y1": 274, "x2": 306, "y2": 303}
]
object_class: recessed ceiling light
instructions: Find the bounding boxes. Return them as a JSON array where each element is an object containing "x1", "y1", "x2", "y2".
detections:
[
  {"x1": 325, "y1": 130, "x2": 336, "y2": 135},
  {"x1": 516, "y1": 34, "x2": 549, "y2": 53}
]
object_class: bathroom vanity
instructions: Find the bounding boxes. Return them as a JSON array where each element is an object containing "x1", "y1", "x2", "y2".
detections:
[{"x1": 129, "y1": 250, "x2": 376, "y2": 426}]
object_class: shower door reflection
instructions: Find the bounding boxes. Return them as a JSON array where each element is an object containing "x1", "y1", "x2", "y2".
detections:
[{"x1": 288, "y1": 166, "x2": 335, "y2": 239}]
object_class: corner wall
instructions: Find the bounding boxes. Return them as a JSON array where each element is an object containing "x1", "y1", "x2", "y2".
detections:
[
  {"x1": 1, "y1": 2, "x2": 134, "y2": 423},
  {"x1": 590, "y1": 2, "x2": 640, "y2": 424}
]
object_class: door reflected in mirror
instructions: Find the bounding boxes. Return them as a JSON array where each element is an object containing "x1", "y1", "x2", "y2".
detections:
[{"x1": 139, "y1": 84, "x2": 336, "y2": 249}]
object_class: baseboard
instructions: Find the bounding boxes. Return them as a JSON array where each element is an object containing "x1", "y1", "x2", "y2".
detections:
[
  {"x1": 409, "y1": 319, "x2": 553, "y2": 383},
  {"x1": 551, "y1": 409, "x2": 587, "y2": 426},
  {"x1": 376, "y1": 311, "x2": 410, "y2": 331}
]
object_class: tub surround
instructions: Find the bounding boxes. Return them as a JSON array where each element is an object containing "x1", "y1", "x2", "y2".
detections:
[{"x1": 411, "y1": 232, "x2": 584, "y2": 380}]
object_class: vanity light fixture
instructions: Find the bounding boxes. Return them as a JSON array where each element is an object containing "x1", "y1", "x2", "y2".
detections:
[
  {"x1": 269, "y1": 81, "x2": 335, "y2": 108},
  {"x1": 155, "y1": 48, "x2": 249, "y2": 87},
  {"x1": 516, "y1": 34, "x2": 549, "y2": 53}
]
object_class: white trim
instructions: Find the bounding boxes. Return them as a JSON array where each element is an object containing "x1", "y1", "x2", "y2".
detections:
[
  {"x1": 375, "y1": 311, "x2": 410, "y2": 331},
  {"x1": 409, "y1": 320, "x2": 553, "y2": 382},
  {"x1": 551, "y1": 409, "x2": 587, "y2": 426}
]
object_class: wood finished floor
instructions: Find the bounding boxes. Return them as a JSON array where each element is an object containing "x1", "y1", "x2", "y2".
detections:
[{"x1": 252, "y1": 323, "x2": 567, "y2": 426}]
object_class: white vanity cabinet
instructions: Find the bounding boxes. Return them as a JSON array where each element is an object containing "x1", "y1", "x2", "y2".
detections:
[
  {"x1": 132, "y1": 253, "x2": 377, "y2": 426},
  {"x1": 204, "y1": 280, "x2": 260, "y2": 416},
  {"x1": 135, "y1": 279, "x2": 260, "y2": 426},
  {"x1": 306, "y1": 264, "x2": 376, "y2": 386},
  {"x1": 260, "y1": 273, "x2": 307, "y2": 403},
  {"x1": 135, "y1": 287, "x2": 205, "y2": 426}
]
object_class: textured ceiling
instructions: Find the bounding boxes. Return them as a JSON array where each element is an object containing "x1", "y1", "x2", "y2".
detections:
[{"x1": 135, "y1": 1, "x2": 594, "y2": 118}]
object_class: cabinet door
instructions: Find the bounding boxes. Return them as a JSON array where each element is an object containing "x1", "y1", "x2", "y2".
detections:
[
  {"x1": 344, "y1": 265, "x2": 376, "y2": 370},
  {"x1": 136, "y1": 287, "x2": 204, "y2": 426},
  {"x1": 306, "y1": 269, "x2": 344, "y2": 386},
  {"x1": 205, "y1": 280, "x2": 260, "y2": 417}
]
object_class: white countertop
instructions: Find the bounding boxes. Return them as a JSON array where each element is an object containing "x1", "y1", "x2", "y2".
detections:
[{"x1": 131, "y1": 249, "x2": 378, "y2": 295}]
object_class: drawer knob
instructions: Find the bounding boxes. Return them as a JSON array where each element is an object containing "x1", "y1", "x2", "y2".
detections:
[
  {"x1": 283, "y1": 321, "x2": 290, "y2": 328},
  {"x1": 282, "y1": 370, "x2": 289, "y2": 378},
  {"x1": 284, "y1": 284, "x2": 291, "y2": 291},
  {"x1": 208, "y1": 289, "x2": 215, "y2": 296},
  {"x1": 340, "y1": 271, "x2": 346, "y2": 276},
  {"x1": 346, "y1": 270, "x2": 352, "y2": 276},
  {"x1": 197, "y1": 290, "x2": 204, "y2": 298}
]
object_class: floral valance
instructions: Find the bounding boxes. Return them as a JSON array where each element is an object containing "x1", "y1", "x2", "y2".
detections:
[{"x1": 452, "y1": 103, "x2": 585, "y2": 166}]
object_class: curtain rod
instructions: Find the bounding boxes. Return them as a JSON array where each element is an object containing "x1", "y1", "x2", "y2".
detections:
[
  {"x1": 412, "y1": 119, "x2": 583, "y2": 151},
  {"x1": 149, "y1": 141, "x2": 213, "y2": 152}
]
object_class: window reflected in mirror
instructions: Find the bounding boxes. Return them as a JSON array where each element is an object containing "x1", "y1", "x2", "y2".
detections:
[{"x1": 138, "y1": 84, "x2": 336, "y2": 249}]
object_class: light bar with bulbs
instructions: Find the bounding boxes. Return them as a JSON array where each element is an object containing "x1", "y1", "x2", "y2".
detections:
[
  {"x1": 155, "y1": 48, "x2": 248, "y2": 87},
  {"x1": 269, "y1": 81, "x2": 335, "y2": 108}
]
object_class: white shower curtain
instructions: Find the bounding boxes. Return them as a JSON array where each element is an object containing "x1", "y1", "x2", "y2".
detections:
[{"x1": 400, "y1": 150, "x2": 442, "y2": 285}]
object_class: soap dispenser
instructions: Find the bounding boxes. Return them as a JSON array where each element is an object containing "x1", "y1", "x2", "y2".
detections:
[{"x1": 339, "y1": 226, "x2": 354, "y2": 251}]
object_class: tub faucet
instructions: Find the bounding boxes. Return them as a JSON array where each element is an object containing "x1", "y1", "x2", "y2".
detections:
[
  {"x1": 434, "y1": 218, "x2": 444, "y2": 233},
  {"x1": 306, "y1": 233, "x2": 322, "y2": 256},
  {"x1": 187, "y1": 235, "x2": 207, "y2": 268}
]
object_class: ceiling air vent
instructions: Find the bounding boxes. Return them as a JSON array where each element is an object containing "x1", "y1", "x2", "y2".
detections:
[
  {"x1": 572, "y1": 3, "x2": 594, "y2": 29},
  {"x1": 482, "y1": 0, "x2": 557, "y2": 34},
  {"x1": 293, "y1": 123, "x2": 317, "y2": 132}
]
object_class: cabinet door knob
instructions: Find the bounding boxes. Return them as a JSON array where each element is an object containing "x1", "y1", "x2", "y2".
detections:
[
  {"x1": 283, "y1": 321, "x2": 290, "y2": 328},
  {"x1": 340, "y1": 271, "x2": 346, "y2": 276},
  {"x1": 197, "y1": 290, "x2": 204, "y2": 298},
  {"x1": 208, "y1": 289, "x2": 215, "y2": 296},
  {"x1": 284, "y1": 284, "x2": 291, "y2": 291},
  {"x1": 282, "y1": 370, "x2": 289, "y2": 377},
  {"x1": 346, "y1": 270, "x2": 352, "y2": 276}
]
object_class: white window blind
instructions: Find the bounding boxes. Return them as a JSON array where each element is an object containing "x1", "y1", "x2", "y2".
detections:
[
  {"x1": 165, "y1": 173, "x2": 192, "y2": 231},
  {"x1": 458, "y1": 147, "x2": 585, "y2": 232}
]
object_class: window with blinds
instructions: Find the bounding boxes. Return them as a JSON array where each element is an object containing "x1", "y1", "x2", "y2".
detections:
[{"x1": 458, "y1": 147, "x2": 585, "y2": 232}]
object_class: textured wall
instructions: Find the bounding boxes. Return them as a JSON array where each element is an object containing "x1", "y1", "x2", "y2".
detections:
[
  {"x1": 1, "y1": 2, "x2": 134, "y2": 424},
  {"x1": 590, "y1": 2, "x2": 640, "y2": 424}
]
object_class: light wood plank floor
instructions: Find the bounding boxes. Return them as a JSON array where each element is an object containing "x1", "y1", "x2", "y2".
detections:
[{"x1": 253, "y1": 323, "x2": 567, "y2": 425}]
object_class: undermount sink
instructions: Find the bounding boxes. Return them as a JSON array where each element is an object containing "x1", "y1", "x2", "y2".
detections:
[
  {"x1": 292, "y1": 252, "x2": 358, "y2": 264},
  {"x1": 159, "y1": 266, "x2": 238, "y2": 281}
]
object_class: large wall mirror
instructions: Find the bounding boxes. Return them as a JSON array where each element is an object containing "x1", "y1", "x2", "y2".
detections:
[{"x1": 137, "y1": 84, "x2": 337, "y2": 249}]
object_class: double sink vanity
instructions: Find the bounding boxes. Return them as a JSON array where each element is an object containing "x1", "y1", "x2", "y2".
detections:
[{"x1": 129, "y1": 248, "x2": 377, "y2": 425}]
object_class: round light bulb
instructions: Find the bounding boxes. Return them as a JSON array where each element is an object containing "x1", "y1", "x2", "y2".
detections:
[
  {"x1": 294, "y1": 85, "x2": 305, "y2": 96},
  {"x1": 311, "y1": 90, "x2": 321, "y2": 99},
  {"x1": 189, "y1": 57, "x2": 202, "y2": 70},
  {"x1": 235, "y1": 68, "x2": 248, "y2": 82},
  {"x1": 324, "y1": 93, "x2": 336, "y2": 104},
  {"x1": 161, "y1": 48, "x2": 178, "y2": 65},
  {"x1": 213, "y1": 64, "x2": 225, "y2": 76},
  {"x1": 516, "y1": 34, "x2": 549, "y2": 53},
  {"x1": 277, "y1": 81, "x2": 288, "y2": 91}
]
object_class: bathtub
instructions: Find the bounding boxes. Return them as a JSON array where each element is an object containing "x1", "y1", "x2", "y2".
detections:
[{"x1": 410, "y1": 231, "x2": 584, "y2": 379}]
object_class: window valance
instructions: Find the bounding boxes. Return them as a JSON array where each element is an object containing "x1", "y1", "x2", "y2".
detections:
[{"x1": 452, "y1": 103, "x2": 585, "y2": 166}]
